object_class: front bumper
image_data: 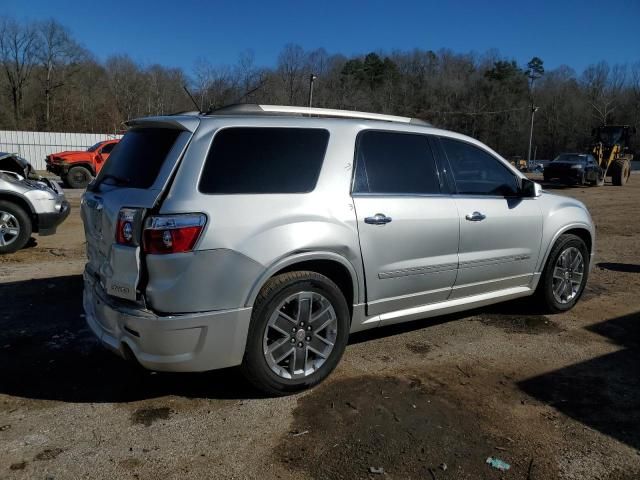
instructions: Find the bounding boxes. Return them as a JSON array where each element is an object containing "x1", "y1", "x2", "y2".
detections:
[
  {"x1": 544, "y1": 169, "x2": 584, "y2": 183},
  {"x1": 37, "y1": 200, "x2": 70, "y2": 235},
  {"x1": 46, "y1": 163, "x2": 67, "y2": 176},
  {"x1": 82, "y1": 270, "x2": 252, "y2": 372}
]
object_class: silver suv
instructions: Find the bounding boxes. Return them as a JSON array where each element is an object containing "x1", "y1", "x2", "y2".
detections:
[
  {"x1": 81, "y1": 105, "x2": 595, "y2": 394},
  {"x1": 0, "y1": 152, "x2": 70, "y2": 253}
]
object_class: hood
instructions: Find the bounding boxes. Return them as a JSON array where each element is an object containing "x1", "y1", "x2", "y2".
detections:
[
  {"x1": 0, "y1": 152, "x2": 32, "y2": 177},
  {"x1": 49, "y1": 150, "x2": 93, "y2": 161}
]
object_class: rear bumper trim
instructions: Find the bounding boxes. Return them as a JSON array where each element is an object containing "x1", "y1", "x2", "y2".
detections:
[{"x1": 83, "y1": 269, "x2": 252, "y2": 372}]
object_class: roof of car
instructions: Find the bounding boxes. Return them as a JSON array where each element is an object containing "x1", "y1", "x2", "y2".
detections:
[{"x1": 167, "y1": 104, "x2": 431, "y2": 126}]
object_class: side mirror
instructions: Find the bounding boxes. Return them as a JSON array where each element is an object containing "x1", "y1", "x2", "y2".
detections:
[{"x1": 521, "y1": 178, "x2": 542, "y2": 198}]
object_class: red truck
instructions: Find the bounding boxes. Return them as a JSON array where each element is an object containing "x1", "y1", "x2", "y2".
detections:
[{"x1": 46, "y1": 139, "x2": 119, "y2": 188}]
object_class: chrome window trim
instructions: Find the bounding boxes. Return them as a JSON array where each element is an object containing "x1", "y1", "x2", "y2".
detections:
[{"x1": 351, "y1": 192, "x2": 452, "y2": 199}]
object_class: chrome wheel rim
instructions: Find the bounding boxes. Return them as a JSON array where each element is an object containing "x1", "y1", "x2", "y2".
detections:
[
  {"x1": 263, "y1": 291, "x2": 338, "y2": 380},
  {"x1": 552, "y1": 247, "x2": 584, "y2": 304},
  {"x1": 0, "y1": 211, "x2": 20, "y2": 247}
]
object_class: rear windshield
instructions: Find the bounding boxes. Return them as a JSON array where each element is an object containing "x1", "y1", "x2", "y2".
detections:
[
  {"x1": 199, "y1": 127, "x2": 329, "y2": 194},
  {"x1": 94, "y1": 128, "x2": 181, "y2": 189}
]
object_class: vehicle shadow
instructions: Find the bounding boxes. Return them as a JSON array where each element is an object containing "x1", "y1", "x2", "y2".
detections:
[
  {"x1": 518, "y1": 311, "x2": 640, "y2": 450},
  {"x1": 0, "y1": 275, "x2": 260, "y2": 403},
  {"x1": 597, "y1": 262, "x2": 640, "y2": 273}
]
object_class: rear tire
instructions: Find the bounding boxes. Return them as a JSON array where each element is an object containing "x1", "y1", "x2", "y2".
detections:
[
  {"x1": 535, "y1": 234, "x2": 589, "y2": 313},
  {"x1": 0, "y1": 200, "x2": 32, "y2": 254},
  {"x1": 610, "y1": 159, "x2": 630, "y2": 186},
  {"x1": 241, "y1": 271, "x2": 350, "y2": 396},
  {"x1": 66, "y1": 166, "x2": 93, "y2": 189}
]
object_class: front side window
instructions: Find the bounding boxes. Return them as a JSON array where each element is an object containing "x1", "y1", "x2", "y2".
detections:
[
  {"x1": 440, "y1": 137, "x2": 519, "y2": 196},
  {"x1": 100, "y1": 142, "x2": 116, "y2": 154},
  {"x1": 353, "y1": 130, "x2": 440, "y2": 195},
  {"x1": 199, "y1": 127, "x2": 329, "y2": 194}
]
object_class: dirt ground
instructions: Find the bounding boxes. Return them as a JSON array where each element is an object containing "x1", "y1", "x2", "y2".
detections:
[{"x1": 1, "y1": 175, "x2": 639, "y2": 480}]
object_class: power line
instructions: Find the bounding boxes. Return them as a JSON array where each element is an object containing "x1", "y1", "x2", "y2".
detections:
[{"x1": 422, "y1": 106, "x2": 529, "y2": 116}]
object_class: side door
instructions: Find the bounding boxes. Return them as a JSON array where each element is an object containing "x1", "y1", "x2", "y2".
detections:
[
  {"x1": 437, "y1": 136, "x2": 543, "y2": 299},
  {"x1": 352, "y1": 130, "x2": 460, "y2": 317}
]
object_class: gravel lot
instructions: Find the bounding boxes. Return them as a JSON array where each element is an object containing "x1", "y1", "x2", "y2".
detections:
[{"x1": 1, "y1": 175, "x2": 639, "y2": 479}]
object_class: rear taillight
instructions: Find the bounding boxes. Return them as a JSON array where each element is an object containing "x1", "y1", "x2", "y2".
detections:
[
  {"x1": 116, "y1": 208, "x2": 141, "y2": 246},
  {"x1": 143, "y1": 214, "x2": 206, "y2": 254}
]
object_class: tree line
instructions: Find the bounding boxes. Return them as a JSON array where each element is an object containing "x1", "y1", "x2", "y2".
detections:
[{"x1": 1, "y1": 16, "x2": 639, "y2": 159}]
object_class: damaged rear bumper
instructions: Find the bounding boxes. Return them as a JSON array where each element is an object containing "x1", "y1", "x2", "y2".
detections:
[{"x1": 82, "y1": 269, "x2": 252, "y2": 372}]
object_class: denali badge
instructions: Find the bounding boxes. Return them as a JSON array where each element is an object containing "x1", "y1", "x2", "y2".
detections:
[{"x1": 109, "y1": 284, "x2": 130, "y2": 295}]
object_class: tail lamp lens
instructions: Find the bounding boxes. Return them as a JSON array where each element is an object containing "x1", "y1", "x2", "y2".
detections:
[
  {"x1": 143, "y1": 214, "x2": 206, "y2": 254},
  {"x1": 116, "y1": 208, "x2": 140, "y2": 245}
]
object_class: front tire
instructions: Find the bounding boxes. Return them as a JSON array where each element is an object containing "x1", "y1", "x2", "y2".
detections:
[
  {"x1": 241, "y1": 271, "x2": 350, "y2": 396},
  {"x1": 66, "y1": 166, "x2": 93, "y2": 189},
  {"x1": 535, "y1": 234, "x2": 589, "y2": 313},
  {"x1": 0, "y1": 201, "x2": 32, "y2": 254},
  {"x1": 610, "y1": 159, "x2": 630, "y2": 186}
]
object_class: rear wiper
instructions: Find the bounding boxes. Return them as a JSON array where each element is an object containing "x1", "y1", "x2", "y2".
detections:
[{"x1": 90, "y1": 174, "x2": 130, "y2": 191}]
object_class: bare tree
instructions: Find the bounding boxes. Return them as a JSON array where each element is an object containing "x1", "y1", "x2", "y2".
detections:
[
  {"x1": 0, "y1": 18, "x2": 40, "y2": 127},
  {"x1": 277, "y1": 43, "x2": 306, "y2": 104},
  {"x1": 36, "y1": 19, "x2": 87, "y2": 129},
  {"x1": 105, "y1": 55, "x2": 145, "y2": 123}
]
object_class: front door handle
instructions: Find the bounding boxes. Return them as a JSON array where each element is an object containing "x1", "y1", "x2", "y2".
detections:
[
  {"x1": 365, "y1": 213, "x2": 392, "y2": 225},
  {"x1": 465, "y1": 211, "x2": 486, "y2": 221}
]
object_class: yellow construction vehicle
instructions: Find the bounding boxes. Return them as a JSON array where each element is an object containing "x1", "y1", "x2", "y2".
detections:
[
  {"x1": 509, "y1": 155, "x2": 528, "y2": 171},
  {"x1": 591, "y1": 125, "x2": 636, "y2": 186}
]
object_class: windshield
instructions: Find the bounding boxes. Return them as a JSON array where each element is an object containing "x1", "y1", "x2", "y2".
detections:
[
  {"x1": 597, "y1": 127, "x2": 623, "y2": 145},
  {"x1": 87, "y1": 142, "x2": 102, "y2": 152},
  {"x1": 553, "y1": 154, "x2": 587, "y2": 164}
]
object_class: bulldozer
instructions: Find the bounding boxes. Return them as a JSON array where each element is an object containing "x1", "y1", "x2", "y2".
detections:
[
  {"x1": 509, "y1": 155, "x2": 528, "y2": 172},
  {"x1": 591, "y1": 125, "x2": 636, "y2": 186}
]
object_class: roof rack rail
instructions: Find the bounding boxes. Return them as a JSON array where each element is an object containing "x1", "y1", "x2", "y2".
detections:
[{"x1": 205, "y1": 104, "x2": 431, "y2": 126}]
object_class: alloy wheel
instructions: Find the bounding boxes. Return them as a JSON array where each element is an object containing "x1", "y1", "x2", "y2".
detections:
[
  {"x1": 0, "y1": 211, "x2": 20, "y2": 247},
  {"x1": 552, "y1": 246, "x2": 585, "y2": 304},
  {"x1": 263, "y1": 291, "x2": 338, "y2": 380}
]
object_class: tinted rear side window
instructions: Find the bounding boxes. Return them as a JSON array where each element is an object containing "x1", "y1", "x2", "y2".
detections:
[
  {"x1": 353, "y1": 130, "x2": 440, "y2": 194},
  {"x1": 199, "y1": 127, "x2": 329, "y2": 194},
  {"x1": 96, "y1": 128, "x2": 181, "y2": 189}
]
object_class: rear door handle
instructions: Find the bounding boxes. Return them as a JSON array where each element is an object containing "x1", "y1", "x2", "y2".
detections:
[
  {"x1": 465, "y1": 211, "x2": 486, "y2": 221},
  {"x1": 365, "y1": 213, "x2": 392, "y2": 225}
]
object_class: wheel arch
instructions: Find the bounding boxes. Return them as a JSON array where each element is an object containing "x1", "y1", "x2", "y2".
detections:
[
  {"x1": 245, "y1": 251, "x2": 362, "y2": 315},
  {"x1": 537, "y1": 223, "x2": 594, "y2": 273},
  {"x1": 0, "y1": 192, "x2": 37, "y2": 230},
  {"x1": 67, "y1": 162, "x2": 96, "y2": 176}
]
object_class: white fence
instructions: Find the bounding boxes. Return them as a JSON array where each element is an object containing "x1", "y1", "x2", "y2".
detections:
[{"x1": 0, "y1": 130, "x2": 122, "y2": 171}]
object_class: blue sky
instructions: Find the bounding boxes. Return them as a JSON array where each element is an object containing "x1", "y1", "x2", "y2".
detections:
[{"x1": 4, "y1": 0, "x2": 639, "y2": 74}]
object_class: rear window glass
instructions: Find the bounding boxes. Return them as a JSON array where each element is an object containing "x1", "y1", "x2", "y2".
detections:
[
  {"x1": 95, "y1": 128, "x2": 181, "y2": 189},
  {"x1": 353, "y1": 130, "x2": 440, "y2": 195},
  {"x1": 199, "y1": 127, "x2": 329, "y2": 194}
]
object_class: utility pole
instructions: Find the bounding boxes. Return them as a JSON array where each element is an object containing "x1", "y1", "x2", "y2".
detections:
[
  {"x1": 525, "y1": 57, "x2": 544, "y2": 169},
  {"x1": 308, "y1": 74, "x2": 317, "y2": 108},
  {"x1": 527, "y1": 104, "x2": 539, "y2": 166}
]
